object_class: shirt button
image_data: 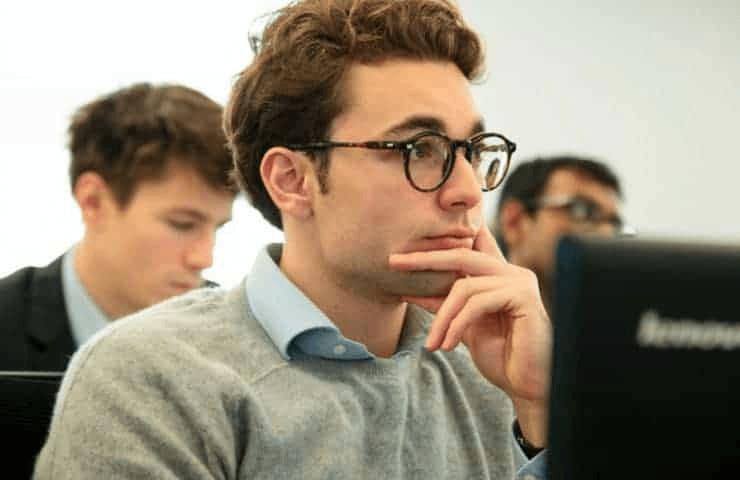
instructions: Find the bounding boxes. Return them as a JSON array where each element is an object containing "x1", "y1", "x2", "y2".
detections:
[{"x1": 333, "y1": 344, "x2": 347, "y2": 355}]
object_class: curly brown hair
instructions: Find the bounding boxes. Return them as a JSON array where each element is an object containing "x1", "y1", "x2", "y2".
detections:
[
  {"x1": 224, "y1": 0, "x2": 485, "y2": 229},
  {"x1": 69, "y1": 83, "x2": 236, "y2": 207}
]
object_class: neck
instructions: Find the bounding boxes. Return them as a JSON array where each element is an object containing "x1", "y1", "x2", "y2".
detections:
[
  {"x1": 74, "y1": 237, "x2": 135, "y2": 320},
  {"x1": 280, "y1": 242, "x2": 407, "y2": 358}
]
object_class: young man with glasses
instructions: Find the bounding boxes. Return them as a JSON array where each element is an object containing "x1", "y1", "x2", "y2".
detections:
[
  {"x1": 35, "y1": 1, "x2": 551, "y2": 478},
  {"x1": 493, "y1": 156, "x2": 627, "y2": 314}
]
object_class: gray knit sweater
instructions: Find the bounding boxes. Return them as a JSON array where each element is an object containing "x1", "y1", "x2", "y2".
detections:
[{"x1": 34, "y1": 284, "x2": 536, "y2": 479}]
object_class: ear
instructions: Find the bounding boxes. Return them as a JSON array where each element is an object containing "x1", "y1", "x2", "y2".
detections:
[
  {"x1": 260, "y1": 147, "x2": 315, "y2": 221},
  {"x1": 498, "y1": 199, "x2": 531, "y2": 251},
  {"x1": 73, "y1": 172, "x2": 117, "y2": 227}
]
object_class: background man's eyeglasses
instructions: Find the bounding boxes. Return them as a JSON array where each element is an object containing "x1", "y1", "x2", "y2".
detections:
[
  {"x1": 288, "y1": 130, "x2": 516, "y2": 192},
  {"x1": 525, "y1": 195, "x2": 636, "y2": 236}
]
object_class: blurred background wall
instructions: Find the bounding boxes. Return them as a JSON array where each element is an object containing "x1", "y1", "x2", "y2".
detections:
[{"x1": 1, "y1": 0, "x2": 738, "y2": 287}]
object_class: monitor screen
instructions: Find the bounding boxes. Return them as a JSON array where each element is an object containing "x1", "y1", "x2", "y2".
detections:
[{"x1": 547, "y1": 235, "x2": 740, "y2": 479}]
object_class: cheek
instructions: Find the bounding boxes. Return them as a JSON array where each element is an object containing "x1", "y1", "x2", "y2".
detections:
[
  {"x1": 350, "y1": 195, "x2": 417, "y2": 251},
  {"x1": 523, "y1": 220, "x2": 557, "y2": 261},
  {"x1": 537, "y1": 221, "x2": 577, "y2": 268},
  {"x1": 317, "y1": 162, "x2": 425, "y2": 255},
  {"x1": 125, "y1": 227, "x2": 186, "y2": 273},
  {"x1": 321, "y1": 202, "x2": 389, "y2": 254}
]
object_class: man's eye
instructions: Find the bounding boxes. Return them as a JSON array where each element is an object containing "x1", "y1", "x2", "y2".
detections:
[
  {"x1": 569, "y1": 199, "x2": 601, "y2": 221},
  {"x1": 412, "y1": 142, "x2": 433, "y2": 158},
  {"x1": 167, "y1": 220, "x2": 196, "y2": 232},
  {"x1": 569, "y1": 201, "x2": 591, "y2": 220}
]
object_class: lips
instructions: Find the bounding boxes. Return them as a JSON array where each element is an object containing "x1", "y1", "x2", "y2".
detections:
[
  {"x1": 170, "y1": 281, "x2": 199, "y2": 291},
  {"x1": 411, "y1": 235, "x2": 474, "y2": 252}
]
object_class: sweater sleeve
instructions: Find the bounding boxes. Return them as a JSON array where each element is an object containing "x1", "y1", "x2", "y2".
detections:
[{"x1": 33, "y1": 319, "x2": 246, "y2": 480}]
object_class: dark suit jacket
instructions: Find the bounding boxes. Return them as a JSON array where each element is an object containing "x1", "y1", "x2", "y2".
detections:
[{"x1": 0, "y1": 256, "x2": 76, "y2": 371}]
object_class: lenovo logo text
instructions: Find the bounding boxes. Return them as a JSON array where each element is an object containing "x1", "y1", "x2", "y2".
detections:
[{"x1": 636, "y1": 310, "x2": 740, "y2": 350}]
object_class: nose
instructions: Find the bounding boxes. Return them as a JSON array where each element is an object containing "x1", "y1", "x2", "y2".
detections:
[
  {"x1": 437, "y1": 150, "x2": 482, "y2": 212},
  {"x1": 184, "y1": 232, "x2": 215, "y2": 271}
]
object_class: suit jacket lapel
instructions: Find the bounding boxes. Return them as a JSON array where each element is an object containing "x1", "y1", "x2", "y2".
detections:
[{"x1": 26, "y1": 257, "x2": 76, "y2": 371}]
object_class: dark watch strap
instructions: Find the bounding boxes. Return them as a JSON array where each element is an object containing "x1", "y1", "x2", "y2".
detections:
[{"x1": 513, "y1": 419, "x2": 544, "y2": 459}]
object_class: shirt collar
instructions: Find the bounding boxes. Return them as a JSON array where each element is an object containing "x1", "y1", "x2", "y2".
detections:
[
  {"x1": 61, "y1": 247, "x2": 112, "y2": 347},
  {"x1": 245, "y1": 244, "x2": 430, "y2": 361},
  {"x1": 245, "y1": 244, "x2": 371, "y2": 360}
]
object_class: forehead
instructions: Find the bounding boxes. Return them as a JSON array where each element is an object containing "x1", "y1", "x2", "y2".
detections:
[
  {"x1": 330, "y1": 59, "x2": 481, "y2": 139},
  {"x1": 125, "y1": 161, "x2": 234, "y2": 213},
  {"x1": 543, "y1": 168, "x2": 621, "y2": 209}
]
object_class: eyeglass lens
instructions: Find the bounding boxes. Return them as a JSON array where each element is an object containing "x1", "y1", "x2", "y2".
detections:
[
  {"x1": 406, "y1": 134, "x2": 509, "y2": 191},
  {"x1": 567, "y1": 198, "x2": 624, "y2": 231}
]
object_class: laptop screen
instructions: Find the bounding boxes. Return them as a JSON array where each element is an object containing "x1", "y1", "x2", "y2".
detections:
[{"x1": 547, "y1": 235, "x2": 740, "y2": 479}]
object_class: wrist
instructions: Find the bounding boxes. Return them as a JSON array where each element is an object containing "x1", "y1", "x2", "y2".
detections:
[
  {"x1": 512, "y1": 399, "x2": 548, "y2": 448},
  {"x1": 513, "y1": 418, "x2": 545, "y2": 459}
]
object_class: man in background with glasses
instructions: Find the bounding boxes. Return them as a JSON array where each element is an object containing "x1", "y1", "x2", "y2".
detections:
[
  {"x1": 492, "y1": 155, "x2": 628, "y2": 314},
  {"x1": 35, "y1": 1, "x2": 551, "y2": 478}
]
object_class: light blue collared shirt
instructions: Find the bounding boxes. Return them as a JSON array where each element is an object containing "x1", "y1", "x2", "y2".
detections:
[
  {"x1": 246, "y1": 244, "x2": 373, "y2": 360},
  {"x1": 244, "y1": 244, "x2": 548, "y2": 478},
  {"x1": 61, "y1": 248, "x2": 111, "y2": 347}
]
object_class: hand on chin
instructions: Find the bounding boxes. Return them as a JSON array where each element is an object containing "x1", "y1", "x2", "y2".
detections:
[
  {"x1": 392, "y1": 269, "x2": 459, "y2": 300},
  {"x1": 388, "y1": 249, "x2": 468, "y2": 312}
]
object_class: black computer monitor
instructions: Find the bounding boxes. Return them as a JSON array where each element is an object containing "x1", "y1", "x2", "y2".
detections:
[
  {"x1": 0, "y1": 371, "x2": 64, "y2": 478},
  {"x1": 547, "y1": 235, "x2": 740, "y2": 479}
]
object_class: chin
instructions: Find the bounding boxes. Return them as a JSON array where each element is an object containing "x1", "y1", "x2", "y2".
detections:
[{"x1": 391, "y1": 270, "x2": 459, "y2": 297}]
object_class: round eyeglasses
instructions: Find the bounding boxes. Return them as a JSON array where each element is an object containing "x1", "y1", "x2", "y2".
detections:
[{"x1": 287, "y1": 130, "x2": 516, "y2": 192}]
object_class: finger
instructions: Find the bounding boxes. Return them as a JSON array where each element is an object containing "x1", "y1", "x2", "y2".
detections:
[
  {"x1": 441, "y1": 289, "x2": 512, "y2": 350},
  {"x1": 426, "y1": 275, "x2": 506, "y2": 350},
  {"x1": 402, "y1": 296, "x2": 445, "y2": 313},
  {"x1": 389, "y1": 248, "x2": 508, "y2": 277},
  {"x1": 473, "y1": 223, "x2": 506, "y2": 261}
]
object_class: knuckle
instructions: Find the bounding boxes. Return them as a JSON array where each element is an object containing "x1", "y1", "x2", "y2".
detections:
[{"x1": 450, "y1": 276, "x2": 471, "y2": 296}]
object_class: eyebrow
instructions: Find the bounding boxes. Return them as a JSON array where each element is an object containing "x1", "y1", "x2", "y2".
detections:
[
  {"x1": 165, "y1": 208, "x2": 232, "y2": 227},
  {"x1": 380, "y1": 116, "x2": 486, "y2": 139}
]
